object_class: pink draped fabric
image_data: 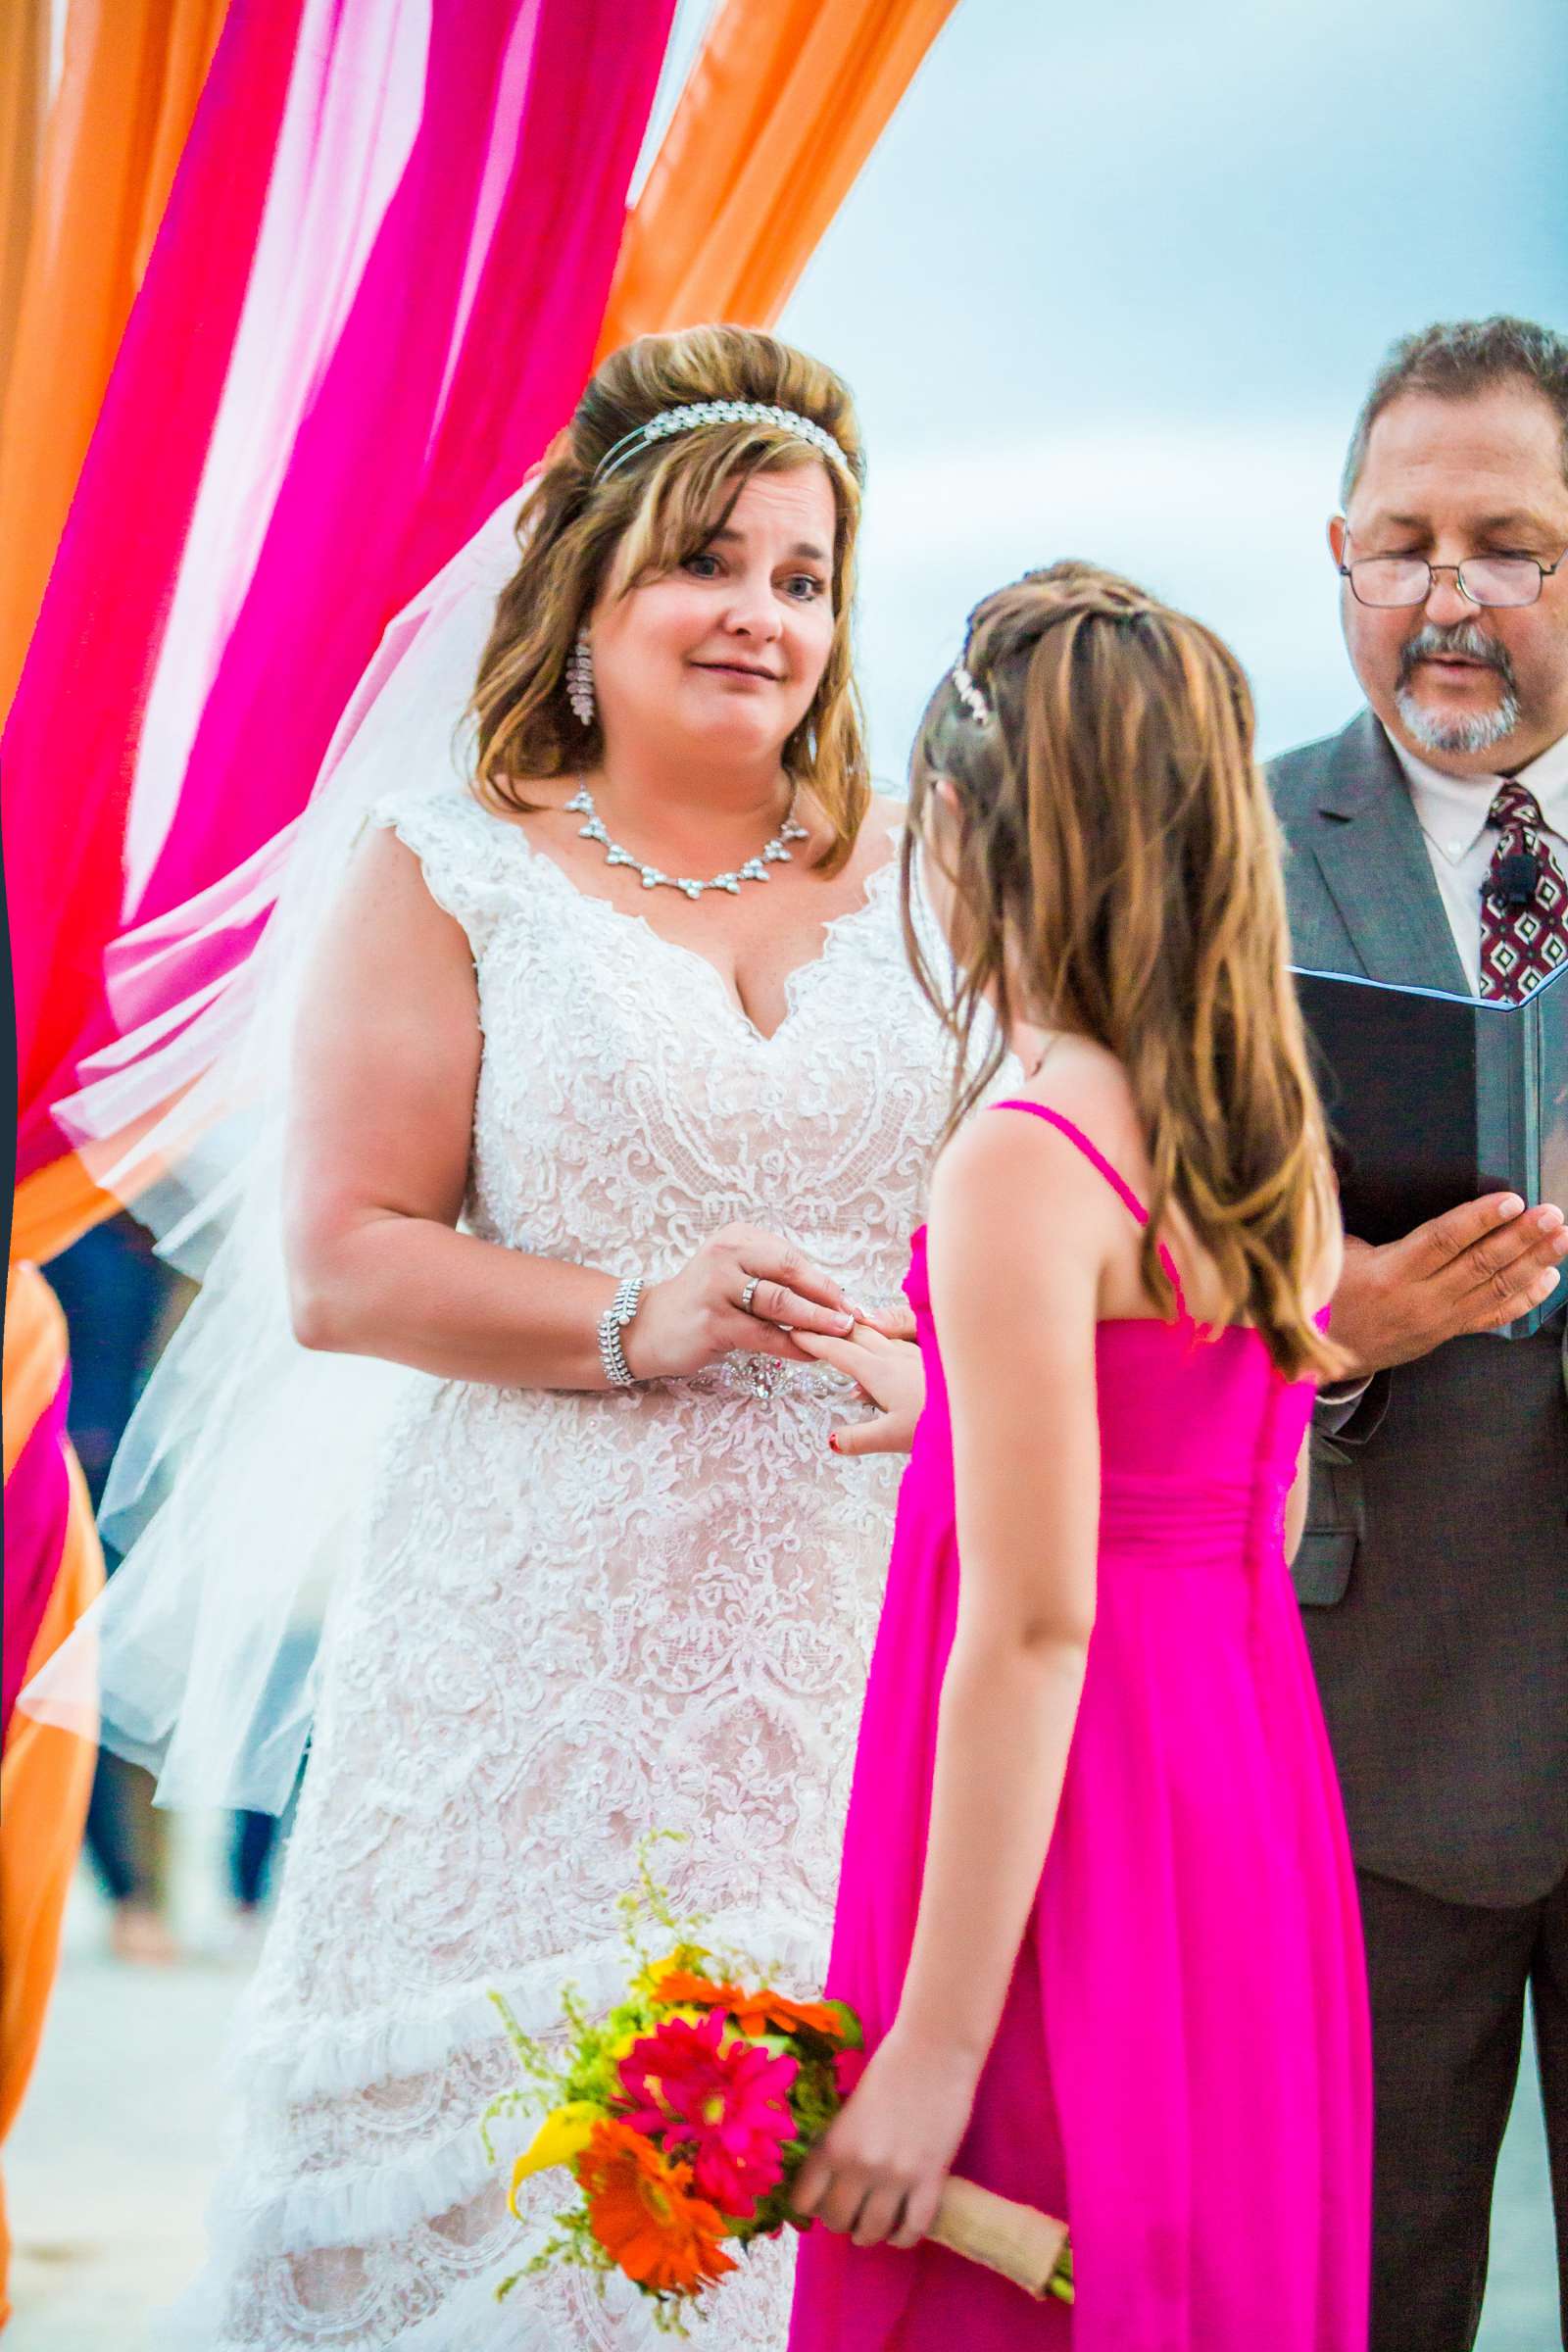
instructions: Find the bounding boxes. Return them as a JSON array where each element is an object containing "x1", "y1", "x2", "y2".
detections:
[
  {"x1": 8, "y1": 0, "x2": 677, "y2": 1183},
  {"x1": 1, "y1": 1372, "x2": 71, "y2": 1742}
]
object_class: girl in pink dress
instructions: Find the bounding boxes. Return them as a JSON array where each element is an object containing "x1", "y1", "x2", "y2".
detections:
[{"x1": 789, "y1": 563, "x2": 1371, "y2": 2351}]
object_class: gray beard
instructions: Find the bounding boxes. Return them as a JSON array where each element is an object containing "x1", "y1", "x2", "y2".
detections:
[
  {"x1": 1394, "y1": 620, "x2": 1522, "y2": 757},
  {"x1": 1394, "y1": 683, "x2": 1522, "y2": 756}
]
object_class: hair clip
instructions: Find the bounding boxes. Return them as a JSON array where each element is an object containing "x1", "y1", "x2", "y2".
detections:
[{"x1": 951, "y1": 662, "x2": 993, "y2": 727}]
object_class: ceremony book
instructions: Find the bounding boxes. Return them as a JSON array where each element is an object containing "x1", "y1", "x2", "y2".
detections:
[{"x1": 1293, "y1": 962, "x2": 1568, "y2": 1338}]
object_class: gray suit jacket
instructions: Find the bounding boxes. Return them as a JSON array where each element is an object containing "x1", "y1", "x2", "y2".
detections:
[{"x1": 1270, "y1": 710, "x2": 1568, "y2": 1907}]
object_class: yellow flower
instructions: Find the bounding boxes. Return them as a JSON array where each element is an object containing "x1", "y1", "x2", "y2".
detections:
[
  {"x1": 642, "y1": 1949, "x2": 690, "y2": 1985},
  {"x1": 510, "y1": 2102, "x2": 601, "y2": 2212}
]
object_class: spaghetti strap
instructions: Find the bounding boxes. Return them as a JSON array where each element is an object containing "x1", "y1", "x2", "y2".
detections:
[{"x1": 991, "y1": 1100, "x2": 1189, "y2": 1320}]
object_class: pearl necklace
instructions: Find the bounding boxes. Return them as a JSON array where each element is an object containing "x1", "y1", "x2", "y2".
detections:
[{"x1": 564, "y1": 783, "x2": 808, "y2": 903}]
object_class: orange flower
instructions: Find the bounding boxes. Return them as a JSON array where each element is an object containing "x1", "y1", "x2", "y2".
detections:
[
  {"x1": 576, "y1": 2120, "x2": 736, "y2": 2297},
  {"x1": 727, "y1": 1988, "x2": 847, "y2": 2041},
  {"x1": 650, "y1": 1967, "x2": 746, "y2": 2012},
  {"x1": 650, "y1": 1965, "x2": 846, "y2": 2043}
]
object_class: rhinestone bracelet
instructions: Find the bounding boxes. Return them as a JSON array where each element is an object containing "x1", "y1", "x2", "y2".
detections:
[{"x1": 598, "y1": 1275, "x2": 645, "y2": 1388}]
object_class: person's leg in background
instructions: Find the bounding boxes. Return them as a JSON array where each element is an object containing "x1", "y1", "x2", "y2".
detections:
[
  {"x1": 228, "y1": 1810, "x2": 277, "y2": 1915},
  {"x1": 43, "y1": 1217, "x2": 184, "y2": 1964},
  {"x1": 1358, "y1": 1867, "x2": 1539, "y2": 2352},
  {"x1": 85, "y1": 1749, "x2": 176, "y2": 1962}
]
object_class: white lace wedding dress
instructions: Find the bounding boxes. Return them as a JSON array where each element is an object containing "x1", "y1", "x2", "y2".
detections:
[{"x1": 177, "y1": 783, "x2": 955, "y2": 2350}]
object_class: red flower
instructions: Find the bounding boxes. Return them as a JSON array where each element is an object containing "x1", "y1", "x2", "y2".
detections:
[
  {"x1": 618, "y1": 2009, "x2": 800, "y2": 2218},
  {"x1": 833, "y1": 2045, "x2": 868, "y2": 2100}
]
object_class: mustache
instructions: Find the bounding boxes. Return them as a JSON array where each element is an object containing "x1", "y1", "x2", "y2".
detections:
[{"x1": 1397, "y1": 621, "x2": 1517, "y2": 692}]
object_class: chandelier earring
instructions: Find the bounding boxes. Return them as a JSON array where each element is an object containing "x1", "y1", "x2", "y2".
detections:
[{"x1": 566, "y1": 629, "x2": 596, "y2": 728}]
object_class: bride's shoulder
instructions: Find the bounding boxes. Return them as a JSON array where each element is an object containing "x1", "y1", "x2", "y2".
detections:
[
  {"x1": 865, "y1": 791, "x2": 907, "y2": 854},
  {"x1": 358, "y1": 783, "x2": 535, "y2": 951},
  {"x1": 367, "y1": 779, "x2": 513, "y2": 855}
]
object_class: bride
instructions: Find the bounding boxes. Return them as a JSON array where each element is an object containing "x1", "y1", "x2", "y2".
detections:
[{"x1": 51, "y1": 326, "x2": 954, "y2": 2347}]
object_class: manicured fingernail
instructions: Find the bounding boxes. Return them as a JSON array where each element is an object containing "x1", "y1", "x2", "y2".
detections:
[
  {"x1": 828, "y1": 1434, "x2": 840, "y2": 1452},
  {"x1": 833, "y1": 1312, "x2": 854, "y2": 1332}
]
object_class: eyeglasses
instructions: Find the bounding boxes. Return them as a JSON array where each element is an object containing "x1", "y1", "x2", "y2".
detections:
[{"x1": 1339, "y1": 546, "x2": 1567, "y2": 610}]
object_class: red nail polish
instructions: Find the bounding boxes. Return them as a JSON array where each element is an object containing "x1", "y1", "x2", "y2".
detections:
[{"x1": 828, "y1": 1434, "x2": 840, "y2": 1453}]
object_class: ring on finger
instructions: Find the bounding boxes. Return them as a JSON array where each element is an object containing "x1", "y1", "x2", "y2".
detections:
[{"x1": 739, "y1": 1274, "x2": 762, "y2": 1317}]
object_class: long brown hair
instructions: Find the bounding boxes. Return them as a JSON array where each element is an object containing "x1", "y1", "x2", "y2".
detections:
[
  {"x1": 903, "y1": 562, "x2": 1342, "y2": 1381},
  {"x1": 469, "y1": 324, "x2": 870, "y2": 873}
]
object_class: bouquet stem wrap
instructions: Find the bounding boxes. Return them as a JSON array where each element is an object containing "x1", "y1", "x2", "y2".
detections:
[{"x1": 929, "y1": 2176, "x2": 1073, "y2": 2301}]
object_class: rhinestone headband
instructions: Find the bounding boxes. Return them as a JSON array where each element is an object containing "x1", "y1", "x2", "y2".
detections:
[
  {"x1": 593, "y1": 400, "x2": 851, "y2": 485},
  {"x1": 951, "y1": 662, "x2": 993, "y2": 726}
]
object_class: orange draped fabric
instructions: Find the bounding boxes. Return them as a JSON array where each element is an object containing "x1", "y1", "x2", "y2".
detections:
[
  {"x1": 10, "y1": 1072, "x2": 197, "y2": 1267},
  {"x1": 598, "y1": 0, "x2": 960, "y2": 350},
  {"x1": 9, "y1": 1153, "x2": 122, "y2": 1270},
  {"x1": 0, "y1": 0, "x2": 228, "y2": 719},
  {"x1": 0, "y1": 1268, "x2": 104, "y2": 2328},
  {"x1": 0, "y1": 0, "x2": 50, "y2": 414}
]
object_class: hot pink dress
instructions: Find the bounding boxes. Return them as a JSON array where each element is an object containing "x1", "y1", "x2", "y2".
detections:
[{"x1": 789, "y1": 1103, "x2": 1370, "y2": 2352}]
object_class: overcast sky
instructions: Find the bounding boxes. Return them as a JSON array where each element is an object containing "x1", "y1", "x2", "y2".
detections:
[{"x1": 659, "y1": 0, "x2": 1567, "y2": 782}]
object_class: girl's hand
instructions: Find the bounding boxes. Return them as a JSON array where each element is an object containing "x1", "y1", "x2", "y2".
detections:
[
  {"x1": 793, "y1": 1323, "x2": 926, "y2": 1455},
  {"x1": 790, "y1": 2027, "x2": 979, "y2": 2250},
  {"x1": 862, "y1": 1298, "x2": 917, "y2": 1344},
  {"x1": 623, "y1": 1224, "x2": 859, "y2": 1381}
]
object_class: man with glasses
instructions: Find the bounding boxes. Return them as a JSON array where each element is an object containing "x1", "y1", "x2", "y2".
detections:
[{"x1": 1272, "y1": 315, "x2": 1568, "y2": 2351}]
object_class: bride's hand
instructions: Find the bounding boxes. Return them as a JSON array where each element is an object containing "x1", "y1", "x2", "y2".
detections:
[
  {"x1": 793, "y1": 1324, "x2": 926, "y2": 1454},
  {"x1": 623, "y1": 1224, "x2": 859, "y2": 1380}
]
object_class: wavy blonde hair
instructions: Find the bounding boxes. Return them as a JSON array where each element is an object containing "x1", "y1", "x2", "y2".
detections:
[
  {"x1": 904, "y1": 562, "x2": 1343, "y2": 1382},
  {"x1": 469, "y1": 325, "x2": 870, "y2": 873}
]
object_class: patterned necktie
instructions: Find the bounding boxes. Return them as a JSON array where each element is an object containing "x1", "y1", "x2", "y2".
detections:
[{"x1": 1478, "y1": 778, "x2": 1568, "y2": 1003}]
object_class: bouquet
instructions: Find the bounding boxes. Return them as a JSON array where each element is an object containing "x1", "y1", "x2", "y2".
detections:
[{"x1": 482, "y1": 1845, "x2": 1072, "y2": 2335}]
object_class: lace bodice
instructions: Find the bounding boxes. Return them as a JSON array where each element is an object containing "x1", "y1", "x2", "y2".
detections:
[
  {"x1": 183, "y1": 784, "x2": 957, "y2": 2351},
  {"x1": 421, "y1": 788, "x2": 946, "y2": 1292}
]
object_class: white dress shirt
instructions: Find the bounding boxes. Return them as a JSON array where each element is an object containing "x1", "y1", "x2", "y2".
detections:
[{"x1": 1388, "y1": 727, "x2": 1568, "y2": 995}]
